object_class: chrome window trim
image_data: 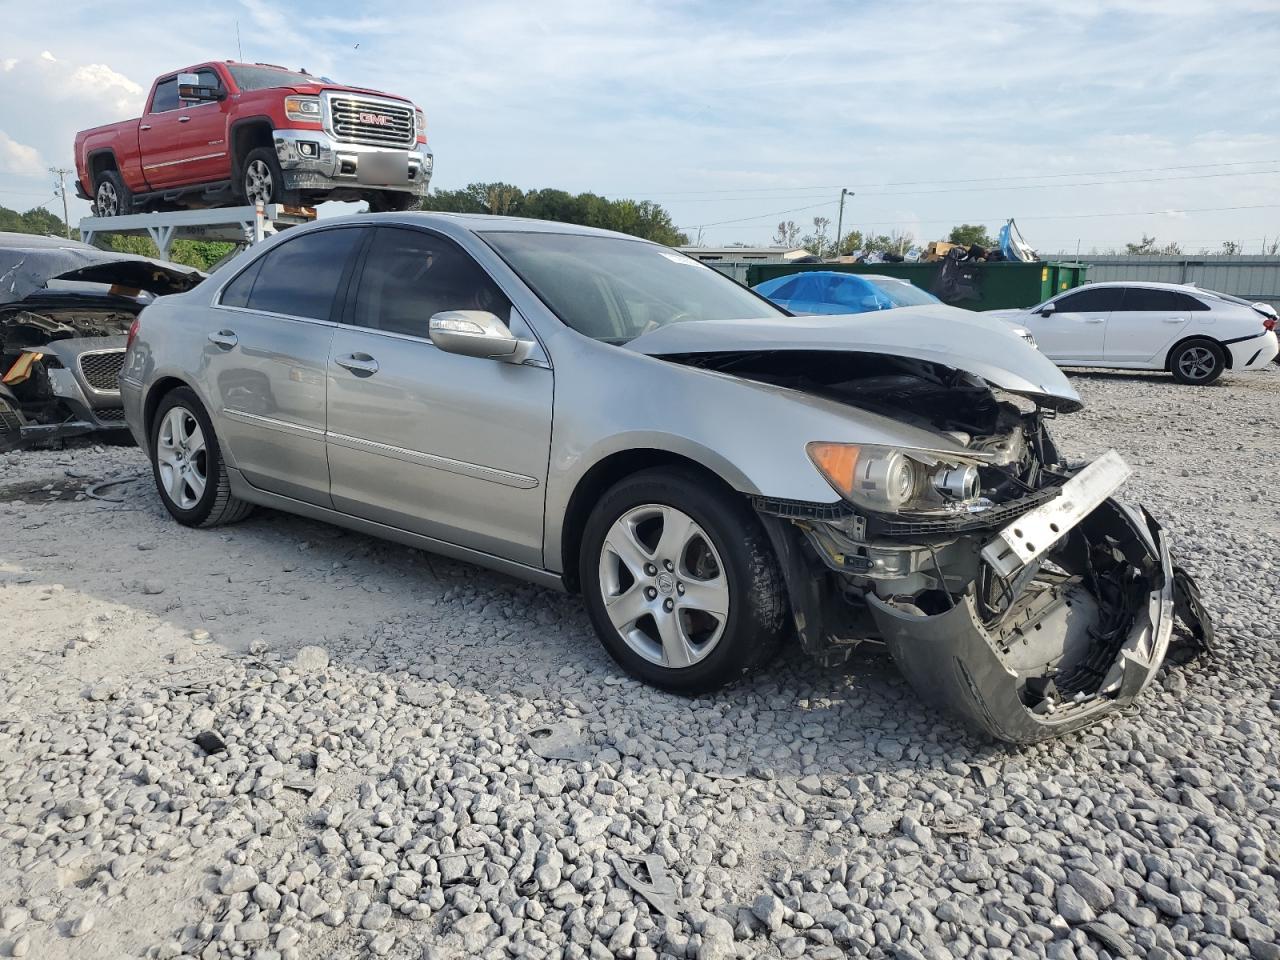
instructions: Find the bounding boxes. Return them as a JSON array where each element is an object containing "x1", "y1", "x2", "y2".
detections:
[
  {"x1": 210, "y1": 304, "x2": 339, "y2": 328},
  {"x1": 326, "y1": 431, "x2": 539, "y2": 489}
]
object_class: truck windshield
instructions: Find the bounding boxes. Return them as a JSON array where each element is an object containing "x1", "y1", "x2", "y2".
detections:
[
  {"x1": 228, "y1": 65, "x2": 331, "y2": 91},
  {"x1": 482, "y1": 231, "x2": 785, "y2": 343}
]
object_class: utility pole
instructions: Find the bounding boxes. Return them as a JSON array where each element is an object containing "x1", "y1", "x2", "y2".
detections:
[
  {"x1": 49, "y1": 166, "x2": 72, "y2": 238},
  {"x1": 834, "y1": 188, "x2": 852, "y2": 260}
]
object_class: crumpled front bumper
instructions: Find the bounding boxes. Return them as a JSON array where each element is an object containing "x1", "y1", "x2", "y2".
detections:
[
  {"x1": 273, "y1": 130, "x2": 432, "y2": 196},
  {"x1": 867, "y1": 498, "x2": 1175, "y2": 743}
]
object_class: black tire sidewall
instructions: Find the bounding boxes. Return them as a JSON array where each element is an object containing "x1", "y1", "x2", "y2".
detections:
[
  {"x1": 578, "y1": 468, "x2": 784, "y2": 694},
  {"x1": 1171, "y1": 339, "x2": 1225, "y2": 384},
  {"x1": 94, "y1": 170, "x2": 131, "y2": 217},
  {"x1": 241, "y1": 147, "x2": 290, "y2": 205},
  {"x1": 150, "y1": 388, "x2": 224, "y2": 526}
]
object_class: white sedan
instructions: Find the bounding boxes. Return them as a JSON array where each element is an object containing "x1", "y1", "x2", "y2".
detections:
[{"x1": 988, "y1": 281, "x2": 1278, "y2": 384}]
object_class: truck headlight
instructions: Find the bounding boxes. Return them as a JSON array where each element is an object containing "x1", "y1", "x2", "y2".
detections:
[
  {"x1": 807, "y1": 442, "x2": 985, "y2": 514},
  {"x1": 284, "y1": 95, "x2": 322, "y2": 122}
]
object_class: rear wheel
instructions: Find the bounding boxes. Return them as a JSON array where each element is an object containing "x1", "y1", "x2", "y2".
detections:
[
  {"x1": 1169, "y1": 339, "x2": 1225, "y2": 385},
  {"x1": 149, "y1": 388, "x2": 252, "y2": 528},
  {"x1": 93, "y1": 169, "x2": 133, "y2": 217},
  {"x1": 366, "y1": 192, "x2": 419, "y2": 213},
  {"x1": 579, "y1": 468, "x2": 786, "y2": 694}
]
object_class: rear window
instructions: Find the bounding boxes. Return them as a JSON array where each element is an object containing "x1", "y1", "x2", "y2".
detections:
[{"x1": 235, "y1": 228, "x2": 364, "y2": 320}]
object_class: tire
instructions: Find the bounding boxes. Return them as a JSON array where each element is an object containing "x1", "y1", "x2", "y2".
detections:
[
  {"x1": 238, "y1": 147, "x2": 296, "y2": 206},
  {"x1": 93, "y1": 168, "x2": 133, "y2": 217},
  {"x1": 579, "y1": 467, "x2": 786, "y2": 694},
  {"x1": 1169, "y1": 338, "x2": 1225, "y2": 385},
  {"x1": 366, "y1": 192, "x2": 419, "y2": 213},
  {"x1": 149, "y1": 387, "x2": 252, "y2": 528}
]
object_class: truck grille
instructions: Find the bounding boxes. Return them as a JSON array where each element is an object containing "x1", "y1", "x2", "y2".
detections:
[
  {"x1": 328, "y1": 96, "x2": 415, "y2": 148},
  {"x1": 78, "y1": 350, "x2": 125, "y2": 392}
]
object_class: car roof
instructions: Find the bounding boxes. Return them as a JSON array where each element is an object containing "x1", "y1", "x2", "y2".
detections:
[
  {"x1": 293, "y1": 212, "x2": 648, "y2": 243},
  {"x1": 1077, "y1": 280, "x2": 1209, "y2": 293}
]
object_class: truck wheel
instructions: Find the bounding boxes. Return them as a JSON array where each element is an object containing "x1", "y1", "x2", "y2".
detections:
[
  {"x1": 239, "y1": 147, "x2": 295, "y2": 206},
  {"x1": 579, "y1": 467, "x2": 787, "y2": 694},
  {"x1": 366, "y1": 192, "x2": 419, "y2": 213},
  {"x1": 94, "y1": 169, "x2": 133, "y2": 217}
]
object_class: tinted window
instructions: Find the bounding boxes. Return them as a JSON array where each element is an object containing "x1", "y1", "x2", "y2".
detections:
[
  {"x1": 219, "y1": 258, "x2": 263, "y2": 308},
  {"x1": 1120, "y1": 288, "x2": 1206, "y2": 312},
  {"x1": 1054, "y1": 287, "x2": 1125, "y2": 312},
  {"x1": 351, "y1": 227, "x2": 510, "y2": 337},
  {"x1": 150, "y1": 78, "x2": 179, "y2": 113},
  {"x1": 243, "y1": 228, "x2": 364, "y2": 320}
]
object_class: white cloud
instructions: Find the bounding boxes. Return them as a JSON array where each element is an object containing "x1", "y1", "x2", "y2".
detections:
[{"x1": 0, "y1": 130, "x2": 44, "y2": 177}]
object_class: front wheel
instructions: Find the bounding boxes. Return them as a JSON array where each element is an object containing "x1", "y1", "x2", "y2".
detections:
[
  {"x1": 239, "y1": 147, "x2": 296, "y2": 207},
  {"x1": 149, "y1": 387, "x2": 252, "y2": 528},
  {"x1": 579, "y1": 467, "x2": 787, "y2": 694},
  {"x1": 1169, "y1": 339, "x2": 1225, "y2": 385}
]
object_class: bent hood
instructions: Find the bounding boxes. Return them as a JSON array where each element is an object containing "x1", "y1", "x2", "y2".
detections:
[
  {"x1": 0, "y1": 232, "x2": 205, "y2": 306},
  {"x1": 625, "y1": 305, "x2": 1082, "y2": 411}
]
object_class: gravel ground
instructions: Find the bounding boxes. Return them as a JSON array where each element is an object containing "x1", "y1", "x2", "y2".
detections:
[{"x1": 1, "y1": 367, "x2": 1277, "y2": 960}]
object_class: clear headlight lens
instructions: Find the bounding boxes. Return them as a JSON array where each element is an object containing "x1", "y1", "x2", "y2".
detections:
[
  {"x1": 807, "y1": 442, "x2": 984, "y2": 514},
  {"x1": 284, "y1": 95, "x2": 322, "y2": 122}
]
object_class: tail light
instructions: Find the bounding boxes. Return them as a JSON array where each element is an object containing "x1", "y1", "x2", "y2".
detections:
[
  {"x1": 126, "y1": 317, "x2": 140, "y2": 350},
  {"x1": 1264, "y1": 317, "x2": 1276, "y2": 332}
]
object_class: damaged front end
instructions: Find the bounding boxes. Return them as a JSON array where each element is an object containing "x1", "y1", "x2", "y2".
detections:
[{"x1": 730, "y1": 353, "x2": 1208, "y2": 743}]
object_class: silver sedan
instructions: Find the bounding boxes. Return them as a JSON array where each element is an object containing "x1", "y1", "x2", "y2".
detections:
[{"x1": 121, "y1": 213, "x2": 1210, "y2": 743}]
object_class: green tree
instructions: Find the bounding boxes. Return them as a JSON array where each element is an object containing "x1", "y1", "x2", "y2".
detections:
[
  {"x1": 104, "y1": 235, "x2": 236, "y2": 271},
  {"x1": 948, "y1": 223, "x2": 994, "y2": 248},
  {"x1": 835, "y1": 229, "x2": 864, "y2": 256},
  {"x1": 420, "y1": 182, "x2": 688, "y2": 245},
  {"x1": 0, "y1": 204, "x2": 77, "y2": 239},
  {"x1": 1124, "y1": 235, "x2": 1182, "y2": 256}
]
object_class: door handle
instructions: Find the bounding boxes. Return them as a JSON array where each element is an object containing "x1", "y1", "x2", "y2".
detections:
[
  {"x1": 179, "y1": 116, "x2": 191, "y2": 123},
  {"x1": 139, "y1": 124, "x2": 152, "y2": 131},
  {"x1": 1084, "y1": 317, "x2": 1106, "y2": 323},
  {"x1": 208, "y1": 330, "x2": 238, "y2": 349},
  {"x1": 1162, "y1": 317, "x2": 1184, "y2": 323},
  {"x1": 335, "y1": 353, "x2": 379, "y2": 377}
]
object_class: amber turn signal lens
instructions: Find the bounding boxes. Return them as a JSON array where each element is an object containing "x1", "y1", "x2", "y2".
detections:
[{"x1": 806, "y1": 442, "x2": 861, "y2": 497}]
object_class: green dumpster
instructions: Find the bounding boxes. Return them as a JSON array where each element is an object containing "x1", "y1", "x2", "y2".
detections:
[{"x1": 743, "y1": 260, "x2": 1087, "y2": 311}]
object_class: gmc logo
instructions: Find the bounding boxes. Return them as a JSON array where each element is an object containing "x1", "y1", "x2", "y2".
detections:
[{"x1": 358, "y1": 113, "x2": 389, "y2": 125}]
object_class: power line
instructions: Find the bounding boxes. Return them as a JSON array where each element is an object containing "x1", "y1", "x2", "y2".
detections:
[
  {"x1": 684, "y1": 199, "x2": 838, "y2": 229},
  {"x1": 629, "y1": 158, "x2": 1280, "y2": 199}
]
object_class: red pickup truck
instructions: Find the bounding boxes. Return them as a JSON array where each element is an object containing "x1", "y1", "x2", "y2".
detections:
[{"x1": 74, "y1": 61, "x2": 432, "y2": 216}]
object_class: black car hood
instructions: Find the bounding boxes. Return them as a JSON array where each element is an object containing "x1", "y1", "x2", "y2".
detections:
[
  {"x1": 0, "y1": 232, "x2": 204, "y2": 305},
  {"x1": 625, "y1": 307, "x2": 1083, "y2": 411}
]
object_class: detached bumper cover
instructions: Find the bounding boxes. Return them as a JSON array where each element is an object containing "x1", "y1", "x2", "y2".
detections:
[{"x1": 868, "y1": 498, "x2": 1174, "y2": 743}]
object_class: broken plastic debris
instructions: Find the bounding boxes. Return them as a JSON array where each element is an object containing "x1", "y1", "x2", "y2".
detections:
[
  {"x1": 611, "y1": 854, "x2": 683, "y2": 920},
  {"x1": 525, "y1": 721, "x2": 591, "y2": 761},
  {"x1": 193, "y1": 730, "x2": 226, "y2": 755}
]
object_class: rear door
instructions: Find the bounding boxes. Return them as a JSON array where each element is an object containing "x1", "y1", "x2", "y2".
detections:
[
  {"x1": 1102, "y1": 287, "x2": 1199, "y2": 363},
  {"x1": 325, "y1": 225, "x2": 553, "y2": 566},
  {"x1": 207, "y1": 226, "x2": 368, "y2": 506},
  {"x1": 1025, "y1": 286, "x2": 1123, "y2": 360},
  {"x1": 138, "y1": 77, "x2": 190, "y2": 189},
  {"x1": 178, "y1": 67, "x2": 232, "y2": 185}
]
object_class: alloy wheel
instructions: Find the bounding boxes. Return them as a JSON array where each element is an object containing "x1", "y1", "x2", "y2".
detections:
[
  {"x1": 1177, "y1": 346, "x2": 1216, "y2": 382},
  {"x1": 95, "y1": 181, "x2": 118, "y2": 217},
  {"x1": 156, "y1": 406, "x2": 208, "y2": 510},
  {"x1": 244, "y1": 160, "x2": 274, "y2": 204},
  {"x1": 597, "y1": 504, "x2": 730, "y2": 668}
]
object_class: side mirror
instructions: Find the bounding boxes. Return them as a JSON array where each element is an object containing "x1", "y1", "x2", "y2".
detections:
[
  {"x1": 1038, "y1": 302, "x2": 1056, "y2": 317},
  {"x1": 429, "y1": 310, "x2": 533, "y2": 363},
  {"x1": 177, "y1": 73, "x2": 223, "y2": 102}
]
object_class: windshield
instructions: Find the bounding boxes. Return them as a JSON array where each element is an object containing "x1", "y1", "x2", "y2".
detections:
[
  {"x1": 482, "y1": 231, "x2": 785, "y2": 342},
  {"x1": 864, "y1": 276, "x2": 940, "y2": 307},
  {"x1": 228, "y1": 65, "x2": 332, "y2": 92}
]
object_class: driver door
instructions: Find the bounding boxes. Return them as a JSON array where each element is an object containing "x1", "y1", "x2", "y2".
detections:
[{"x1": 326, "y1": 226, "x2": 553, "y2": 566}]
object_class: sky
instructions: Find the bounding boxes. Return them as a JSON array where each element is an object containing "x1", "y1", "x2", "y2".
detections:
[{"x1": 1, "y1": 0, "x2": 1278, "y2": 253}]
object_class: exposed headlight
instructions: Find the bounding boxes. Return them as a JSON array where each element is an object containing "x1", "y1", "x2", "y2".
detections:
[
  {"x1": 807, "y1": 442, "x2": 986, "y2": 514},
  {"x1": 414, "y1": 107, "x2": 427, "y2": 138},
  {"x1": 284, "y1": 95, "x2": 322, "y2": 122}
]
